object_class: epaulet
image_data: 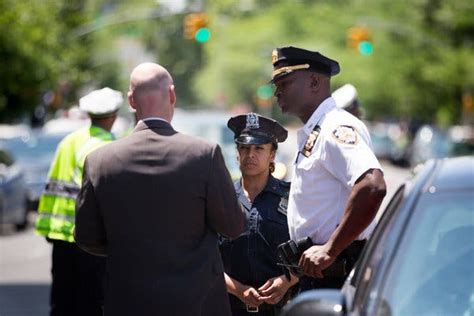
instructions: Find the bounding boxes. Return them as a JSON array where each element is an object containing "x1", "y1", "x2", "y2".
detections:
[
  {"x1": 278, "y1": 180, "x2": 291, "y2": 197},
  {"x1": 279, "y1": 180, "x2": 291, "y2": 189}
]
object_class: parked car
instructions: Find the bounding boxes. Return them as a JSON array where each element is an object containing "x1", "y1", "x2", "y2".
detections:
[
  {"x1": 282, "y1": 156, "x2": 474, "y2": 316},
  {"x1": 0, "y1": 147, "x2": 29, "y2": 230},
  {"x1": 1, "y1": 132, "x2": 66, "y2": 210},
  {"x1": 409, "y1": 125, "x2": 474, "y2": 167}
]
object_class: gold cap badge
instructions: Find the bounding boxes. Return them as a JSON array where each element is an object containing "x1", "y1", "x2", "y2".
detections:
[{"x1": 272, "y1": 49, "x2": 278, "y2": 64}]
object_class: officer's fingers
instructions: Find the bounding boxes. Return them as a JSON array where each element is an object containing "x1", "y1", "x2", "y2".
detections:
[
  {"x1": 258, "y1": 279, "x2": 272, "y2": 292},
  {"x1": 267, "y1": 294, "x2": 283, "y2": 305},
  {"x1": 300, "y1": 256, "x2": 312, "y2": 275},
  {"x1": 307, "y1": 259, "x2": 324, "y2": 278},
  {"x1": 298, "y1": 252, "x2": 307, "y2": 267},
  {"x1": 249, "y1": 295, "x2": 263, "y2": 307},
  {"x1": 312, "y1": 267, "x2": 324, "y2": 278},
  {"x1": 244, "y1": 293, "x2": 260, "y2": 307},
  {"x1": 259, "y1": 285, "x2": 276, "y2": 296},
  {"x1": 249, "y1": 288, "x2": 261, "y2": 299}
]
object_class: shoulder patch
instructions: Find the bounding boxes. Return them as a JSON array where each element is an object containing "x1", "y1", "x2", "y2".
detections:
[{"x1": 332, "y1": 125, "x2": 358, "y2": 145}]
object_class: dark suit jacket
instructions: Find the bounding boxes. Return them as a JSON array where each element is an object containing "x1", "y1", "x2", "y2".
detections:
[{"x1": 75, "y1": 120, "x2": 245, "y2": 316}]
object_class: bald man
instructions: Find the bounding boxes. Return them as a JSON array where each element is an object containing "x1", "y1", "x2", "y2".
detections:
[{"x1": 75, "y1": 63, "x2": 245, "y2": 315}]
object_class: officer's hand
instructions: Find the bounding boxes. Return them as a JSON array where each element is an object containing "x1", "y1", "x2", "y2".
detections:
[
  {"x1": 299, "y1": 245, "x2": 336, "y2": 278},
  {"x1": 238, "y1": 286, "x2": 262, "y2": 308},
  {"x1": 257, "y1": 275, "x2": 293, "y2": 305}
]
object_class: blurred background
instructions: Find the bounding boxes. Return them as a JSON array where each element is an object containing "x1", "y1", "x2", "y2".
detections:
[{"x1": 0, "y1": 0, "x2": 473, "y2": 315}]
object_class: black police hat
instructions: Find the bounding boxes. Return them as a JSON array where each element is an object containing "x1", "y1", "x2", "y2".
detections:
[
  {"x1": 271, "y1": 46, "x2": 340, "y2": 82},
  {"x1": 227, "y1": 113, "x2": 288, "y2": 146}
]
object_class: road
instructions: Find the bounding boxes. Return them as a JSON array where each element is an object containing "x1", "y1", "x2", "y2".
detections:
[
  {"x1": 0, "y1": 161, "x2": 411, "y2": 316},
  {"x1": 0, "y1": 212, "x2": 51, "y2": 316}
]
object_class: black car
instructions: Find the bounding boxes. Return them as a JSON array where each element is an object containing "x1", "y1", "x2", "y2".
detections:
[{"x1": 282, "y1": 156, "x2": 474, "y2": 316}]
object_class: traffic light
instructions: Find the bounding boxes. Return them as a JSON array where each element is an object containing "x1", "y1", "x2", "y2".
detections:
[
  {"x1": 183, "y1": 13, "x2": 210, "y2": 43},
  {"x1": 347, "y1": 26, "x2": 373, "y2": 55},
  {"x1": 256, "y1": 84, "x2": 274, "y2": 108}
]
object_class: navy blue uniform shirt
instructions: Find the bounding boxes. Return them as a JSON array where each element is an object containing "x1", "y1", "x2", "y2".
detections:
[{"x1": 219, "y1": 175, "x2": 290, "y2": 292}]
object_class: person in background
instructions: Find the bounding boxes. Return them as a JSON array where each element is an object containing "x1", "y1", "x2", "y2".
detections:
[
  {"x1": 271, "y1": 46, "x2": 386, "y2": 290},
  {"x1": 332, "y1": 83, "x2": 362, "y2": 119},
  {"x1": 221, "y1": 113, "x2": 299, "y2": 315},
  {"x1": 74, "y1": 62, "x2": 245, "y2": 316},
  {"x1": 36, "y1": 87, "x2": 123, "y2": 316}
]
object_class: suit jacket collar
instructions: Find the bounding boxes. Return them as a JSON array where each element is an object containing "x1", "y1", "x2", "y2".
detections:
[{"x1": 133, "y1": 119, "x2": 174, "y2": 133}]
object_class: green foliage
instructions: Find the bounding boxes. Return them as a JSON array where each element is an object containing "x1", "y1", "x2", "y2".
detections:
[
  {"x1": 194, "y1": 0, "x2": 473, "y2": 125},
  {"x1": 0, "y1": 0, "x2": 122, "y2": 122},
  {"x1": 1, "y1": 0, "x2": 472, "y2": 125}
]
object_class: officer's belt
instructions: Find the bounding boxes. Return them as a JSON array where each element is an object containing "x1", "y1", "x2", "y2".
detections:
[
  {"x1": 230, "y1": 300, "x2": 274, "y2": 312},
  {"x1": 319, "y1": 239, "x2": 367, "y2": 279},
  {"x1": 340, "y1": 239, "x2": 366, "y2": 260}
]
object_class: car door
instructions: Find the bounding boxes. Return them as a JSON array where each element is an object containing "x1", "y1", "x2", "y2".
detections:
[
  {"x1": 0, "y1": 148, "x2": 27, "y2": 223},
  {"x1": 346, "y1": 184, "x2": 407, "y2": 315}
]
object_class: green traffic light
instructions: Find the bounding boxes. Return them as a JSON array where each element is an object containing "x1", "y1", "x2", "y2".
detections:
[
  {"x1": 358, "y1": 41, "x2": 373, "y2": 55},
  {"x1": 195, "y1": 28, "x2": 211, "y2": 43},
  {"x1": 257, "y1": 85, "x2": 274, "y2": 100}
]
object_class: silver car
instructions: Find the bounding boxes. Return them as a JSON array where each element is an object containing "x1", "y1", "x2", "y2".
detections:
[{"x1": 0, "y1": 148, "x2": 29, "y2": 230}]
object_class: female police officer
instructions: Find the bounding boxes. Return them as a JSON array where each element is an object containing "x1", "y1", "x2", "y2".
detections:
[{"x1": 220, "y1": 113, "x2": 298, "y2": 316}]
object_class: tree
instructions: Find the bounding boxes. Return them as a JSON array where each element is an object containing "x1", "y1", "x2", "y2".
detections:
[
  {"x1": 194, "y1": 0, "x2": 473, "y2": 125},
  {"x1": 0, "y1": 0, "x2": 121, "y2": 122}
]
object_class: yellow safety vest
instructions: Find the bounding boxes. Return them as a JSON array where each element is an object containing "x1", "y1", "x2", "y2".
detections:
[{"x1": 35, "y1": 125, "x2": 115, "y2": 242}]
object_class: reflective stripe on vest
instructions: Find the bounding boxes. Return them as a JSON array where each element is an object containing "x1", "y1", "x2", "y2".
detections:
[
  {"x1": 43, "y1": 179, "x2": 81, "y2": 200},
  {"x1": 36, "y1": 125, "x2": 114, "y2": 242}
]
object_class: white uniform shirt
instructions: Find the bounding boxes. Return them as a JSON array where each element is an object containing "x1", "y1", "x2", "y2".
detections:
[{"x1": 287, "y1": 97, "x2": 382, "y2": 244}]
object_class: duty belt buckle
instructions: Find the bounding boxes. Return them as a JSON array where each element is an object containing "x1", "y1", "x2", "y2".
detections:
[{"x1": 246, "y1": 305, "x2": 259, "y2": 313}]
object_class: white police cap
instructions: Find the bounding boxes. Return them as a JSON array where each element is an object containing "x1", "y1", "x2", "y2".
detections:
[
  {"x1": 332, "y1": 84, "x2": 358, "y2": 110},
  {"x1": 79, "y1": 87, "x2": 123, "y2": 118}
]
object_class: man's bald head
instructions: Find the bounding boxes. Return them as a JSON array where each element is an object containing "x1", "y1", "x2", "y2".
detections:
[
  {"x1": 128, "y1": 62, "x2": 176, "y2": 121},
  {"x1": 130, "y1": 63, "x2": 173, "y2": 96}
]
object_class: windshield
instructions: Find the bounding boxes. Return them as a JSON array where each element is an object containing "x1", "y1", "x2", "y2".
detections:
[
  {"x1": 0, "y1": 134, "x2": 65, "y2": 166},
  {"x1": 380, "y1": 190, "x2": 474, "y2": 316}
]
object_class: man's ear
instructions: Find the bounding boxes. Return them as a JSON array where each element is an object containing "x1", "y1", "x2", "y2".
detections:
[
  {"x1": 128, "y1": 91, "x2": 136, "y2": 110},
  {"x1": 309, "y1": 74, "x2": 320, "y2": 92},
  {"x1": 169, "y1": 85, "x2": 176, "y2": 107}
]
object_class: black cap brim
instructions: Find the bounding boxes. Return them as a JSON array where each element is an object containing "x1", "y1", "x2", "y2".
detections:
[{"x1": 235, "y1": 135, "x2": 274, "y2": 145}]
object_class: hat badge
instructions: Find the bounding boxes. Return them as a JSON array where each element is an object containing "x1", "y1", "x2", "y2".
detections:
[
  {"x1": 272, "y1": 49, "x2": 278, "y2": 64},
  {"x1": 246, "y1": 113, "x2": 260, "y2": 129}
]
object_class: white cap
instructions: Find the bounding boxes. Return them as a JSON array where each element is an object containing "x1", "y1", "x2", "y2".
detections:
[
  {"x1": 332, "y1": 84, "x2": 358, "y2": 109},
  {"x1": 79, "y1": 87, "x2": 123, "y2": 118}
]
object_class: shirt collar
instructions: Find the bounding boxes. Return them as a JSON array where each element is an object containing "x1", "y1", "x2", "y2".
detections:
[
  {"x1": 140, "y1": 117, "x2": 169, "y2": 123},
  {"x1": 235, "y1": 175, "x2": 285, "y2": 199},
  {"x1": 301, "y1": 97, "x2": 336, "y2": 135},
  {"x1": 89, "y1": 124, "x2": 115, "y2": 140}
]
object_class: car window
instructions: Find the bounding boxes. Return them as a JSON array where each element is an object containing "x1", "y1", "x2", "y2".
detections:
[
  {"x1": 351, "y1": 185, "x2": 406, "y2": 311},
  {"x1": 380, "y1": 190, "x2": 474, "y2": 316},
  {"x1": 0, "y1": 148, "x2": 14, "y2": 166}
]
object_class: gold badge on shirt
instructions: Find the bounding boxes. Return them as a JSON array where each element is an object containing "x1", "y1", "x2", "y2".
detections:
[
  {"x1": 332, "y1": 125, "x2": 358, "y2": 145},
  {"x1": 302, "y1": 126, "x2": 321, "y2": 157}
]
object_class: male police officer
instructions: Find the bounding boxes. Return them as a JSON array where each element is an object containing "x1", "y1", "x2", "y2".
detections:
[
  {"x1": 36, "y1": 87, "x2": 123, "y2": 315},
  {"x1": 271, "y1": 46, "x2": 386, "y2": 290}
]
